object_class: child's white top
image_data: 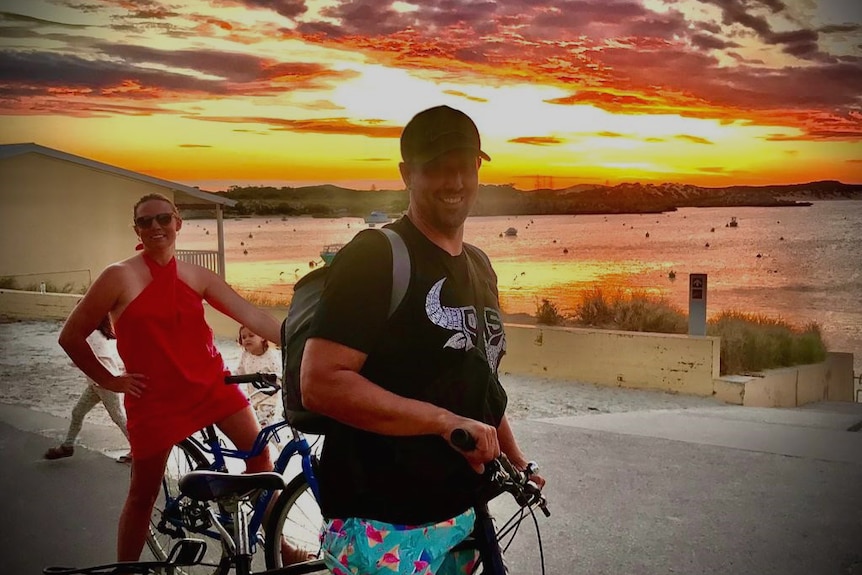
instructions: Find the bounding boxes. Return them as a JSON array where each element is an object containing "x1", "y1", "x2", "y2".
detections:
[
  {"x1": 86, "y1": 330, "x2": 124, "y2": 375},
  {"x1": 237, "y1": 347, "x2": 282, "y2": 383}
]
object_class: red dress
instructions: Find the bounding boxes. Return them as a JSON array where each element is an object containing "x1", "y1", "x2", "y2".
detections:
[{"x1": 115, "y1": 254, "x2": 248, "y2": 459}]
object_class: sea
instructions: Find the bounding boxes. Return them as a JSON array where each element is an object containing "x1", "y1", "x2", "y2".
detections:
[{"x1": 179, "y1": 200, "x2": 862, "y2": 374}]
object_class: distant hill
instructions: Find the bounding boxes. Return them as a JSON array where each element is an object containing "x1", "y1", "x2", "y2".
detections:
[{"x1": 215, "y1": 180, "x2": 862, "y2": 217}]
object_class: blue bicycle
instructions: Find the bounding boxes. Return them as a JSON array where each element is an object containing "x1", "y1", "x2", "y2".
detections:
[{"x1": 146, "y1": 373, "x2": 322, "y2": 574}]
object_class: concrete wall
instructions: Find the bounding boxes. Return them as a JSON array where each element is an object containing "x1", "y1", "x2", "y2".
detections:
[
  {"x1": 0, "y1": 289, "x2": 82, "y2": 321},
  {"x1": 2, "y1": 290, "x2": 854, "y2": 407},
  {"x1": 713, "y1": 352, "x2": 855, "y2": 407},
  {"x1": 0, "y1": 153, "x2": 171, "y2": 292},
  {"x1": 500, "y1": 324, "x2": 721, "y2": 397}
]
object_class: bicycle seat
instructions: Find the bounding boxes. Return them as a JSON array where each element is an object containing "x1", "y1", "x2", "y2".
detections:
[{"x1": 179, "y1": 470, "x2": 287, "y2": 502}]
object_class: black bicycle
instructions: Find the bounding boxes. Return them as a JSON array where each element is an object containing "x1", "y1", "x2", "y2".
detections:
[{"x1": 44, "y1": 428, "x2": 549, "y2": 574}]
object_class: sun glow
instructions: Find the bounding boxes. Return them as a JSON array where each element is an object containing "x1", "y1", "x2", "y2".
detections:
[{"x1": 0, "y1": 0, "x2": 859, "y2": 189}]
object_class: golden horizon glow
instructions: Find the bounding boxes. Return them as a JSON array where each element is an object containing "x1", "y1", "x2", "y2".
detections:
[{"x1": 1, "y1": 0, "x2": 860, "y2": 191}]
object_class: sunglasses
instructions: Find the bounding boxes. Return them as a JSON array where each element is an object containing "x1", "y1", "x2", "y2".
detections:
[{"x1": 134, "y1": 213, "x2": 174, "y2": 228}]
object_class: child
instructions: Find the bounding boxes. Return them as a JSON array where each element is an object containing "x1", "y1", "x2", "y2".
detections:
[
  {"x1": 44, "y1": 314, "x2": 132, "y2": 463},
  {"x1": 235, "y1": 325, "x2": 282, "y2": 428}
]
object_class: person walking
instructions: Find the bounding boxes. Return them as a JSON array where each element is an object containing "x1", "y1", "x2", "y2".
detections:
[
  {"x1": 301, "y1": 105, "x2": 544, "y2": 575},
  {"x1": 44, "y1": 314, "x2": 131, "y2": 463}
]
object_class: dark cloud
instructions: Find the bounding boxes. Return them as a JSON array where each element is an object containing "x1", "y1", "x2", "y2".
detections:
[
  {"x1": 237, "y1": 0, "x2": 308, "y2": 20},
  {"x1": 675, "y1": 134, "x2": 714, "y2": 145},
  {"x1": 819, "y1": 24, "x2": 861, "y2": 34},
  {"x1": 187, "y1": 114, "x2": 402, "y2": 138},
  {"x1": 0, "y1": 50, "x2": 227, "y2": 94},
  {"x1": 99, "y1": 44, "x2": 268, "y2": 82},
  {"x1": 509, "y1": 136, "x2": 565, "y2": 146},
  {"x1": 0, "y1": 10, "x2": 89, "y2": 28},
  {"x1": 691, "y1": 33, "x2": 739, "y2": 50},
  {"x1": 0, "y1": 46, "x2": 357, "y2": 102},
  {"x1": 698, "y1": 0, "x2": 773, "y2": 36}
]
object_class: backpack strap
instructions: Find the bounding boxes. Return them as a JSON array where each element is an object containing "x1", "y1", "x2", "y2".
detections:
[{"x1": 378, "y1": 227, "x2": 410, "y2": 317}]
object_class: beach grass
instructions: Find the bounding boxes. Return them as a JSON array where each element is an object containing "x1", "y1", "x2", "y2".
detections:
[
  {"x1": 541, "y1": 288, "x2": 827, "y2": 375},
  {"x1": 708, "y1": 310, "x2": 827, "y2": 375},
  {"x1": 235, "y1": 288, "x2": 291, "y2": 307}
]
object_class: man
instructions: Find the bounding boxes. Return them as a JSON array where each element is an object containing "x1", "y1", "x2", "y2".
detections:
[{"x1": 301, "y1": 105, "x2": 541, "y2": 575}]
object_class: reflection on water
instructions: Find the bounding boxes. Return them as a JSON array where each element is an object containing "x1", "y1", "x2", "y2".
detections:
[{"x1": 179, "y1": 201, "x2": 862, "y2": 371}]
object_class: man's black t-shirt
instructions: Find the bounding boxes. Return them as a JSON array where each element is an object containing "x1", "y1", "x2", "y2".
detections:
[{"x1": 307, "y1": 216, "x2": 508, "y2": 524}]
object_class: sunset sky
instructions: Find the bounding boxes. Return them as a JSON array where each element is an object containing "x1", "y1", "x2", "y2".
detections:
[{"x1": 1, "y1": 0, "x2": 860, "y2": 191}]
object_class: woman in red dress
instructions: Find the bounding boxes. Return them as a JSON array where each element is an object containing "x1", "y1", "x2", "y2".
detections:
[{"x1": 59, "y1": 193, "x2": 284, "y2": 562}]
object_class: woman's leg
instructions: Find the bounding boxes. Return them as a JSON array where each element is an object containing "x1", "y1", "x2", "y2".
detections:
[
  {"x1": 216, "y1": 407, "x2": 311, "y2": 564},
  {"x1": 64, "y1": 384, "x2": 101, "y2": 446},
  {"x1": 216, "y1": 406, "x2": 272, "y2": 472},
  {"x1": 93, "y1": 384, "x2": 130, "y2": 440},
  {"x1": 117, "y1": 447, "x2": 171, "y2": 561}
]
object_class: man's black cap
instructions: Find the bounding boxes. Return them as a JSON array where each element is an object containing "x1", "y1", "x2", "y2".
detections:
[{"x1": 400, "y1": 105, "x2": 491, "y2": 164}]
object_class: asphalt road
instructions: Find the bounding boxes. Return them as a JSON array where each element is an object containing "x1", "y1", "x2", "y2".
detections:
[{"x1": 3, "y1": 401, "x2": 862, "y2": 575}]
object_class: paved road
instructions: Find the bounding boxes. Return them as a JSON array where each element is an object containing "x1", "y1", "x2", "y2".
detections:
[{"x1": 3, "y1": 401, "x2": 862, "y2": 574}]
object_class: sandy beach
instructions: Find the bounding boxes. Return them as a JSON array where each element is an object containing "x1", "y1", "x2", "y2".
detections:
[{"x1": 0, "y1": 317, "x2": 726, "y2": 441}]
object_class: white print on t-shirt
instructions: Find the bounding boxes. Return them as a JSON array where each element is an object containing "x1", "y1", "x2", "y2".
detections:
[{"x1": 425, "y1": 278, "x2": 505, "y2": 373}]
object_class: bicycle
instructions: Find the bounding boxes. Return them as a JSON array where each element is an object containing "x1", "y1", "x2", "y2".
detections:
[
  {"x1": 146, "y1": 373, "x2": 324, "y2": 574},
  {"x1": 46, "y1": 428, "x2": 549, "y2": 575}
]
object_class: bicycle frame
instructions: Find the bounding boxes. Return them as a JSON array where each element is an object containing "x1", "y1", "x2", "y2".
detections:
[{"x1": 160, "y1": 418, "x2": 321, "y2": 554}]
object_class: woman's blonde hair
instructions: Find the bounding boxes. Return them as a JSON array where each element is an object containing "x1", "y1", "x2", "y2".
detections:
[{"x1": 133, "y1": 193, "x2": 178, "y2": 220}]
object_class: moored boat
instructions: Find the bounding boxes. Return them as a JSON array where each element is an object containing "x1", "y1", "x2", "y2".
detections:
[
  {"x1": 320, "y1": 243, "x2": 343, "y2": 266},
  {"x1": 364, "y1": 211, "x2": 390, "y2": 225}
]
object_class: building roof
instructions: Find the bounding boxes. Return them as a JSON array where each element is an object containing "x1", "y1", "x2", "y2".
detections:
[{"x1": 0, "y1": 143, "x2": 236, "y2": 207}]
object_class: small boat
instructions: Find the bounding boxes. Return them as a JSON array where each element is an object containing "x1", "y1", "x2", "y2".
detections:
[
  {"x1": 364, "y1": 211, "x2": 390, "y2": 225},
  {"x1": 727, "y1": 217, "x2": 738, "y2": 228},
  {"x1": 320, "y1": 244, "x2": 343, "y2": 266},
  {"x1": 504, "y1": 227, "x2": 518, "y2": 237}
]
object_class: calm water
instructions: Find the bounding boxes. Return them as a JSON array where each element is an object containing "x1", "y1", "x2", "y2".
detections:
[{"x1": 180, "y1": 201, "x2": 862, "y2": 372}]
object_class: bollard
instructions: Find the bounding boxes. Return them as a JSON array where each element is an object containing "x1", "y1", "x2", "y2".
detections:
[{"x1": 688, "y1": 273, "x2": 707, "y2": 336}]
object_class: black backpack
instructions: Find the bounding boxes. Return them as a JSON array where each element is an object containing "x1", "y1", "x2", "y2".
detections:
[{"x1": 280, "y1": 228, "x2": 410, "y2": 434}]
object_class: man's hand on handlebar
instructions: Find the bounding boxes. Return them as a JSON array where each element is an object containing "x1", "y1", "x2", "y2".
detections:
[{"x1": 446, "y1": 419, "x2": 499, "y2": 474}]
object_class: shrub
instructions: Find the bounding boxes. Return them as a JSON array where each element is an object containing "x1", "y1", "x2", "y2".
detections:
[
  {"x1": 707, "y1": 311, "x2": 826, "y2": 375},
  {"x1": 0, "y1": 277, "x2": 18, "y2": 289},
  {"x1": 575, "y1": 287, "x2": 615, "y2": 327},
  {"x1": 566, "y1": 292, "x2": 827, "y2": 375},
  {"x1": 574, "y1": 287, "x2": 686, "y2": 333},
  {"x1": 535, "y1": 298, "x2": 565, "y2": 326}
]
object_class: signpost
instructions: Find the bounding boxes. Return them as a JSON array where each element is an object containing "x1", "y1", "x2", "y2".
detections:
[{"x1": 689, "y1": 273, "x2": 707, "y2": 336}]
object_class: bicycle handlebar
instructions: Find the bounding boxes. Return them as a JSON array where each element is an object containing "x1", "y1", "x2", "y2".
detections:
[
  {"x1": 224, "y1": 372, "x2": 281, "y2": 396},
  {"x1": 450, "y1": 428, "x2": 550, "y2": 517}
]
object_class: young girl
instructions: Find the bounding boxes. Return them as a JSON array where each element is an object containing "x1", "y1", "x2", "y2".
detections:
[
  {"x1": 45, "y1": 314, "x2": 132, "y2": 462},
  {"x1": 235, "y1": 325, "x2": 282, "y2": 428}
]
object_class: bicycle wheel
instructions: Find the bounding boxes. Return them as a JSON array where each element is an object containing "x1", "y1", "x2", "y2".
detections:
[
  {"x1": 263, "y1": 473, "x2": 325, "y2": 569},
  {"x1": 147, "y1": 439, "x2": 226, "y2": 575}
]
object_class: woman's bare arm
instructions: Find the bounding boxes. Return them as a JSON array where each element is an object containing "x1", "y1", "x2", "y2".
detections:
[
  {"x1": 189, "y1": 264, "x2": 281, "y2": 344},
  {"x1": 59, "y1": 266, "x2": 147, "y2": 396}
]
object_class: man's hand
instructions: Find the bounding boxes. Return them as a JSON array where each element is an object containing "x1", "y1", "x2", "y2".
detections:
[{"x1": 447, "y1": 419, "x2": 499, "y2": 474}]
